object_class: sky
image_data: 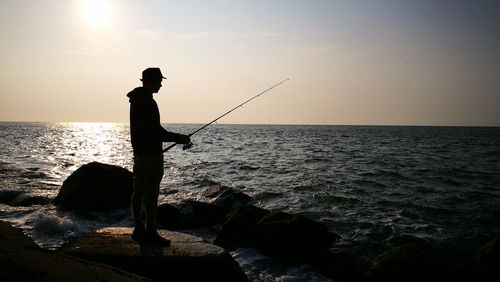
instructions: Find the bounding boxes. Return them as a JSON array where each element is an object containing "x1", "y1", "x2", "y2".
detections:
[{"x1": 1, "y1": 0, "x2": 499, "y2": 126}]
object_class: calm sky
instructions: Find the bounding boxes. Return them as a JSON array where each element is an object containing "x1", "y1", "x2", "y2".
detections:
[{"x1": 1, "y1": 0, "x2": 499, "y2": 126}]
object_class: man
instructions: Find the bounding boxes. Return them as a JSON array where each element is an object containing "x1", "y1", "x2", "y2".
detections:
[{"x1": 127, "y1": 67, "x2": 190, "y2": 246}]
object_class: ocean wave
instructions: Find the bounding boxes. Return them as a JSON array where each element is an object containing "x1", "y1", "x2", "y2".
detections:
[
  {"x1": 0, "y1": 160, "x2": 24, "y2": 176},
  {"x1": 232, "y1": 248, "x2": 332, "y2": 282},
  {"x1": 239, "y1": 165, "x2": 261, "y2": 171},
  {"x1": 28, "y1": 213, "x2": 82, "y2": 236},
  {"x1": 329, "y1": 195, "x2": 361, "y2": 205}
]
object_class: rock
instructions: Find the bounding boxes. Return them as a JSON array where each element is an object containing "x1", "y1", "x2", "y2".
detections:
[
  {"x1": 61, "y1": 227, "x2": 248, "y2": 282},
  {"x1": 0, "y1": 190, "x2": 51, "y2": 206},
  {"x1": 202, "y1": 185, "x2": 252, "y2": 209},
  {"x1": 156, "y1": 203, "x2": 184, "y2": 228},
  {"x1": 369, "y1": 241, "x2": 450, "y2": 282},
  {"x1": 369, "y1": 237, "x2": 483, "y2": 282},
  {"x1": 157, "y1": 200, "x2": 229, "y2": 229},
  {"x1": 215, "y1": 207, "x2": 339, "y2": 263},
  {"x1": 53, "y1": 162, "x2": 133, "y2": 211},
  {"x1": 215, "y1": 205, "x2": 270, "y2": 249},
  {"x1": 201, "y1": 185, "x2": 230, "y2": 198},
  {"x1": 313, "y1": 248, "x2": 372, "y2": 282},
  {"x1": 14, "y1": 194, "x2": 52, "y2": 206},
  {"x1": 0, "y1": 221, "x2": 145, "y2": 282},
  {"x1": 435, "y1": 238, "x2": 479, "y2": 280},
  {"x1": 0, "y1": 190, "x2": 23, "y2": 204},
  {"x1": 255, "y1": 211, "x2": 339, "y2": 262},
  {"x1": 476, "y1": 236, "x2": 500, "y2": 281}
]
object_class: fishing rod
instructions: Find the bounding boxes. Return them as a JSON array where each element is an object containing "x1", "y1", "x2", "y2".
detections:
[{"x1": 163, "y1": 78, "x2": 290, "y2": 152}]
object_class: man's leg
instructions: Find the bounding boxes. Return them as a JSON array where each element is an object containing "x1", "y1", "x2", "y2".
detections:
[
  {"x1": 143, "y1": 193, "x2": 170, "y2": 245},
  {"x1": 131, "y1": 190, "x2": 144, "y2": 226},
  {"x1": 132, "y1": 157, "x2": 145, "y2": 226},
  {"x1": 144, "y1": 190, "x2": 159, "y2": 231},
  {"x1": 131, "y1": 190, "x2": 146, "y2": 242},
  {"x1": 131, "y1": 158, "x2": 146, "y2": 242},
  {"x1": 141, "y1": 153, "x2": 170, "y2": 246}
]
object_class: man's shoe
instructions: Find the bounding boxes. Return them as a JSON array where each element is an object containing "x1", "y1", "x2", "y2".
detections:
[
  {"x1": 131, "y1": 224, "x2": 146, "y2": 243},
  {"x1": 142, "y1": 229, "x2": 171, "y2": 247}
]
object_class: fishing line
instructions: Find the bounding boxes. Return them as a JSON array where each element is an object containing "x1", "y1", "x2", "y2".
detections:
[{"x1": 163, "y1": 78, "x2": 290, "y2": 152}]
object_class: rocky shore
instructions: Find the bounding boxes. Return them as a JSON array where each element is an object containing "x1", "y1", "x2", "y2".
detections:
[
  {"x1": 2, "y1": 162, "x2": 499, "y2": 281},
  {"x1": 0, "y1": 221, "x2": 145, "y2": 282},
  {"x1": 61, "y1": 227, "x2": 248, "y2": 281}
]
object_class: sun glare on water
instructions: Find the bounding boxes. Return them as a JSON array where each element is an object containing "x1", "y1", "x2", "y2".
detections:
[{"x1": 81, "y1": 0, "x2": 111, "y2": 26}]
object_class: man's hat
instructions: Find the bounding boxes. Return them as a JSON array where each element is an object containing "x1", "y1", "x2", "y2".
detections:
[{"x1": 141, "y1": 67, "x2": 166, "y2": 81}]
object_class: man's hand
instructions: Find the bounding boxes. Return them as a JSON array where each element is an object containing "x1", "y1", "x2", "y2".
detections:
[{"x1": 175, "y1": 134, "x2": 191, "y2": 144}]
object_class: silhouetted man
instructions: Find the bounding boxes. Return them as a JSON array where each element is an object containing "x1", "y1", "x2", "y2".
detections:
[{"x1": 127, "y1": 67, "x2": 190, "y2": 246}]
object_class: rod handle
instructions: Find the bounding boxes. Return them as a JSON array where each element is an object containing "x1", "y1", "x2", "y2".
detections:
[
  {"x1": 162, "y1": 143, "x2": 177, "y2": 152},
  {"x1": 162, "y1": 140, "x2": 193, "y2": 152}
]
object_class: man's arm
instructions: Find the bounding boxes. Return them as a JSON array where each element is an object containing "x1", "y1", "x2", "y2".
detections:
[{"x1": 159, "y1": 126, "x2": 191, "y2": 144}]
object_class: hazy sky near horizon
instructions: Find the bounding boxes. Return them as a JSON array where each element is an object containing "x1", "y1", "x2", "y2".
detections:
[{"x1": 1, "y1": 0, "x2": 499, "y2": 126}]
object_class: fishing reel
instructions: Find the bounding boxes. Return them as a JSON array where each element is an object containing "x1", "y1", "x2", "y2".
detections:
[{"x1": 182, "y1": 142, "x2": 193, "y2": 150}]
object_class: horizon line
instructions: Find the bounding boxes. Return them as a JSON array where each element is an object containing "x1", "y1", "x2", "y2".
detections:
[{"x1": 0, "y1": 120, "x2": 499, "y2": 128}]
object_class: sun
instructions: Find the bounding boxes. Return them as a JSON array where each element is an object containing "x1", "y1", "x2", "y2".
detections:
[{"x1": 81, "y1": 0, "x2": 111, "y2": 26}]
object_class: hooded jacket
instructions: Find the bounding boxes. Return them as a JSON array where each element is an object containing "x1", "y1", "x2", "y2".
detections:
[{"x1": 127, "y1": 87, "x2": 177, "y2": 156}]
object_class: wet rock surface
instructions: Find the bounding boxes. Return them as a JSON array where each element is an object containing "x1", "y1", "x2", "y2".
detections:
[
  {"x1": 476, "y1": 236, "x2": 500, "y2": 281},
  {"x1": 215, "y1": 205, "x2": 270, "y2": 249},
  {"x1": 0, "y1": 190, "x2": 52, "y2": 206},
  {"x1": 61, "y1": 227, "x2": 248, "y2": 282},
  {"x1": 0, "y1": 221, "x2": 145, "y2": 282},
  {"x1": 157, "y1": 200, "x2": 229, "y2": 229}
]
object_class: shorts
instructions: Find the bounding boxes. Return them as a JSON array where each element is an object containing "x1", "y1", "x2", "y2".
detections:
[{"x1": 132, "y1": 153, "x2": 164, "y2": 197}]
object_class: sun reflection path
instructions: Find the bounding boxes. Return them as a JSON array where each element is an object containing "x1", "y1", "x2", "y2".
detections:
[{"x1": 58, "y1": 122, "x2": 132, "y2": 170}]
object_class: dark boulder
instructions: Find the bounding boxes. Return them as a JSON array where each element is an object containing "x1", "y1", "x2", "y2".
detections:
[
  {"x1": 254, "y1": 211, "x2": 339, "y2": 262},
  {"x1": 156, "y1": 203, "x2": 183, "y2": 228},
  {"x1": 53, "y1": 162, "x2": 133, "y2": 211},
  {"x1": 313, "y1": 248, "x2": 372, "y2": 282},
  {"x1": 1, "y1": 190, "x2": 51, "y2": 206},
  {"x1": 215, "y1": 208, "x2": 339, "y2": 262},
  {"x1": 476, "y1": 236, "x2": 500, "y2": 281},
  {"x1": 15, "y1": 194, "x2": 52, "y2": 206},
  {"x1": 0, "y1": 221, "x2": 145, "y2": 282},
  {"x1": 215, "y1": 205, "x2": 270, "y2": 249},
  {"x1": 0, "y1": 191, "x2": 23, "y2": 205},
  {"x1": 157, "y1": 200, "x2": 229, "y2": 229},
  {"x1": 369, "y1": 241, "x2": 453, "y2": 282}
]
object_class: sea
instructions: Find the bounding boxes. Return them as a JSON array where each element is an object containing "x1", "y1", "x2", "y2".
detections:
[{"x1": 1, "y1": 122, "x2": 500, "y2": 281}]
